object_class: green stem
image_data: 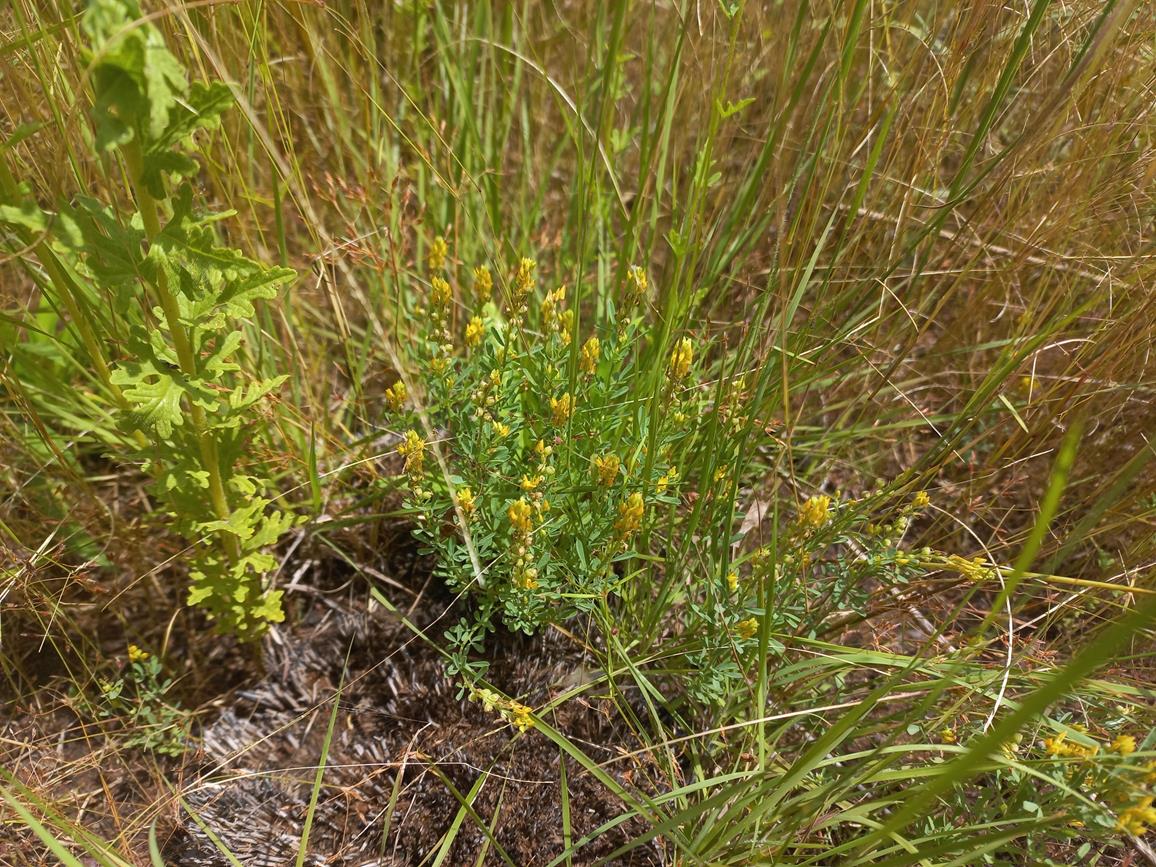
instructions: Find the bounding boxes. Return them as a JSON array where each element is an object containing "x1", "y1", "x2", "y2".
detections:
[{"x1": 122, "y1": 141, "x2": 238, "y2": 562}]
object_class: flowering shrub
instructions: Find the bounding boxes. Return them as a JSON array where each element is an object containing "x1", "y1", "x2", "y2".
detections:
[{"x1": 386, "y1": 241, "x2": 706, "y2": 683}]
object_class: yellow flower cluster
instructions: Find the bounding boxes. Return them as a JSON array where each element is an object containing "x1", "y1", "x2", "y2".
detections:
[
  {"x1": 945, "y1": 554, "x2": 995, "y2": 582},
  {"x1": 912, "y1": 490, "x2": 931, "y2": 509},
  {"x1": 1111, "y1": 734, "x2": 1137, "y2": 756},
  {"x1": 513, "y1": 257, "x2": 536, "y2": 300},
  {"x1": 550, "y1": 392, "x2": 573, "y2": 426},
  {"x1": 627, "y1": 265, "x2": 647, "y2": 301},
  {"x1": 580, "y1": 336, "x2": 600, "y2": 375},
  {"x1": 541, "y1": 285, "x2": 567, "y2": 333},
  {"x1": 726, "y1": 571, "x2": 739, "y2": 592},
  {"x1": 469, "y1": 686, "x2": 535, "y2": 733},
  {"x1": 508, "y1": 497, "x2": 534, "y2": 536},
  {"x1": 398, "y1": 429, "x2": 425, "y2": 476},
  {"x1": 615, "y1": 491, "x2": 644, "y2": 540},
  {"x1": 430, "y1": 276, "x2": 452, "y2": 309},
  {"x1": 385, "y1": 380, "x2": 407, "y2": 412},
  {"x1": 592, "y1": 453, "x2": 620, "y2": 486},
  {"x1": 127, "y1": 644, "x2": 150, "y2": 663},
  {"x1": 669, "y1": 337, "x2": 694, "y2": 380},
  {"x1": 1117, "y1": 797, "x2": 1156, "y2": 836},
  {"x1": 465, "y1": 315, "x2": 484, "y2": 349},
  {"x1": 1043, "y1": 730, "x2": 1099, "y2": 759},
  {"x1": 656, "y1": 466, "x2": 678, "y2": 494},
  {"x1": 456, "y1": 486, "x2": 476, "y2": 518},
  {"x1": 797, "y1": 494, "x2": 831, "y2": 530},
  {"x1": 427, "y1": 235, "x2": 448, "y2": 272},
  {"x1": 473, "y1": 264, "x2": 492, "y2": 305},
  {"x1": 506, "y1": 495, "x2": 542, "y2": 588},
  {"x1": 941, "y1": 727, "x2": 958, "y2": 744},
  {"x1": 735, "y1": 618, "x2": 759, "y2": 640}
]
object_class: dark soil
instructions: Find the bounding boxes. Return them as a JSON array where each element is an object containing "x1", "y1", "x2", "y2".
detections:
[{"x1": 2, "y1": 536, "x2": 667, "y2": 866}]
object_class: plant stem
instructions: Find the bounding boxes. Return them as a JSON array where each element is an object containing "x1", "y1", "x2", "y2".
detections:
[{"x1": 122, "y1": 141, "x2": 239, "y2": 562}]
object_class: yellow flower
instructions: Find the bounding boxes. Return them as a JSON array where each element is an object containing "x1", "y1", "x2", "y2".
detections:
[
  {"x1": 669, "y1": 337, "x2": 694, "y2": 380},
  {"x1": 430, "y1": 275, "x2": 452, "y2": 308},
  {"x1": 398, "y1": 429, "x2": 425, "y2": 475},
  {"x1": 656, "y1": 466, "x2": 678, "y2": 494},
  {"x1": 384, "y1": 380, "x2": 407, "y2": 412},
  {"x1": 726, "y1": 572, "x2": 739, "y2": 592},
  {"x1": 580, "y1": 336, "x2": 600, "y2": 374},
  {"x1": 1042, "y1": 730, "x2": 1099, "y2": 759},
  {"x1": 127, "y1": 644, "x2": 150, "y2": 663},
  {"x1": 1111, "y1": 734, "x2": 1137, "y2": 755},
  {"x1": 797, "y1": 494, "x2": 831, "y2": 530},
  {"x1": 492, "y1": 420, "x2": 511, "y2": 438},
  {"x1": 509, "y1": 702, "x2": 534, "y2": 732},
  {"x1": 513, "y1": 257, "x2": 536, "y2": 300},
  {"x1": 1117, "y1": 797, "x2": 1156, "y2": 836},
  {"x1": 550, "y1": 392, "x2": 573, "y2": 426},
  {"x1": 520, "y1": 474, "x2": 543, "y2": 492},
  {"x1": 941, "y1": 727, "x2": 957, "y2": 744},
  {"x1": 472, "y1": 264, "x2": 493, "y2": 304},
  {"x1": 912, "y1": 490, "x2": 931, "y2": 509},
  {"x1": 508, "y1": 498, "x2": 534, "y2": 536},
  {"x1": 615, "y1": 492, "x2": 645, "y2": 539},
  {"x1": 592, "y1": 453, "x2": 620, "y2": 487},
  {"x1": 626, "y1": 265, "x2": 647, "y2": 301},
  {"x1": 427, "y1": 235, "x2": 448, "y2": 272},
  {"x1": 465, "y1": 316, "x2": 484, "y2": 349},
  {"x1": 514, "y1": 566, "x2": 539, "y2": 590},
  {"x1": 736, "y1": 618, "x2": 758, "y2": 640},
  {"x1": 456, "y1": 487, "x2": 476, "y2": 517},
  {"x1": 541, "y1": 285, "x2": 567, "y2": 332}
]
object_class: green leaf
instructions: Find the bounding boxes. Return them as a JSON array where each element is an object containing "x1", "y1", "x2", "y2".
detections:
[
  {"x1": 0, "y1": 201, "x2": 49, "y2": 232},
  {"x1": 84, "y1": 0, "x2": 189, "y2": 149},
  {"x1": 110, "y1": 360, "x2": 185, "y2": 438}
]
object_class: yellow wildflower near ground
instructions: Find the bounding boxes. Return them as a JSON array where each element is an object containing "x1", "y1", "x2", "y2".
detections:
[
  {"x1": 656, "y1": 466, "x2": 678, "y2": 494},
  {"x1": 509, "y1": 702, "x2": 534, "y2": 732},
  {"x1": 941, "y1": 727, "x2": 957, "y2": 744},
  {"x1": 492, "y1": 420, "x2": 511, "y2": 438},
  {"x1": 627, "y1": 264, "x2": 647, "y2": 301},
  {"x1": 550, "y1": 392, "x2": 573, "y2": 426},
  {"x1": 430, "y1": 276, "x2": 452, "y2": 308},
  {"x1": 127, "y1": 644, "x2": 150, "y2": 663},
  {"x1": 1043, "y1": 730, "x2": 1099, "y2": 759},
  {"x1": 669, "y1": 337, "x2": 693, "y2": 379},
  {"x1": 427, "y1": 235, "x2": 448, "y2": 271},
  {"x1": 912, "y1": 490, "x2": 931, "y2": 508},
  {"x1": 398, "y1": 429, "x2": 425, "y2": 475},
  {"x1": 615, "y1": 492, "x2": 644, "y2": 539},
  {"x1": 465, "y1": 316, "x2": 484, "y2": 349},
  {"x1": 736, "y1": 618, "x2": 758, "y2": 640},
  {"x1": 520, "y1": 474, "x2": 543, "y2": 492},
  {"x1": 473, "y1": 264, "x2": 492, "y2": 305},
  {"x1": 513, "y1": 257, "x2": 536, "y2": 299},
  {"x1": 798, "y1": 494, "x2": 831, "y2": 529},
  {"x1": 384, "y1": 380, "x2": 407, "y2": 412},
  {"x1": 541, "y1": 286, "x2": 566, "y2": 332},
  {"x1": 726, "y1": 572, "x2": 739, "y2": 592},
  {"x1": 592, "y1": 453, "x2": 620, "y2": 486},
  {"x1": 1111, "y1": 734, "x2": 1137, "y2": 755},
  {"x1": 1117, "y1": 797, "x2": 1156, "y2": 836},
  {"x1": 507, "y1": 498, "x2": 534, "y2": 536},
  {"x1": 580, "y1": 336, "x2": 600, "y2": 374},
  {"x1": 456, "y1": 487, "x2": 476, "y2": 517}
]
